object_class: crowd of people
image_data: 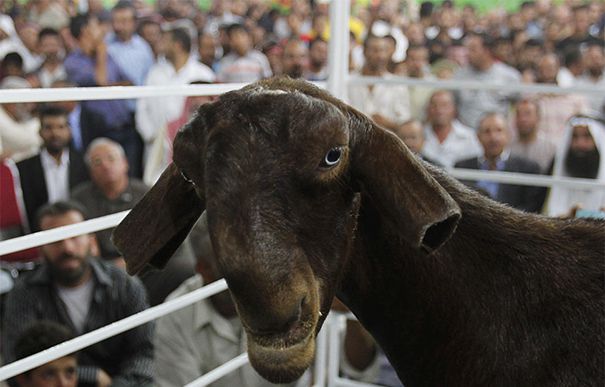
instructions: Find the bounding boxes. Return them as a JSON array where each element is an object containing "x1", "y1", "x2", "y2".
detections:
[{"x1": 0, "y1": 0, "x2": 604, "y2": 386}]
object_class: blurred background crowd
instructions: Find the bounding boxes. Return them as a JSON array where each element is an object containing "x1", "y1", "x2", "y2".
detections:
[{"x1": 0, "y1": 0, "x2": 604, "y2": 386}]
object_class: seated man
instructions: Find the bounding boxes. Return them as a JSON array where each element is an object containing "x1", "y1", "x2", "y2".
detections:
[
  {"x1": 394, "y1": 119, "x2": 441, "y2": 166},
  {"x1": 18, "y1": 105, "x2": 89, "y2": 231},
  {"x1": 71, "y1": 138, "x2": 195, "y2": 305},
  {"x1": 421, "y1": 90, "x2": 482, "y2": 168},
  {"x1": 13, "y1": 320, "x2": 77, "y2": 387},
  {"x1": 546, "y1": 115, "x2": 605, "y2": 217},
  {"x1": 1, "y1": 201, "x2": 154, "y2": 387},
  {"x1": 455, "y1": 112, "x2": 545, "y2": 213}
]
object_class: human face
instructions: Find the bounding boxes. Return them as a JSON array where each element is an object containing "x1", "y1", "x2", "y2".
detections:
[
  {"x1": 363, "y1": 37, "x2": 389, "y2": 72},
  {"x1": 309, "y1": 40, "x2": 327, "y2": 67},
  {"x1": 83, "y1": 17, "x2": 103, "y2": 45},
  {"x1": 198, "y1": 35, "x2": 216, "y2": 67},
  {"x1": 395, "y1": 121, "x2": 424, "y2": 154},
  {"x1": 40, "y1": 115, "x2": 71, "y2": 155},
  {"x1": 140, "y1": 23, "x2": 161, "y2": 54},
  {"x1": 570, "y1": 125, "x2": 596, "y2": 153},
  {"x1": 537, "y1": 55, "x2": 559, "y2": 84},
  {"x1": 18, "y1": 356, "x2": 77, "y2": 387},
  {"x1": 40, "y1": 211, "x2": 92, "y2": 287},
  {"x1": 88, "y1": 143, "x2": 129, "y2": 189},
  {"x1": 229, "y1": 29, "x2": 251, "y2": 57},
  {"x1": 427, "y1": 91, "x2": 456, "y2": 127},
  {"x1": 478, "y1": 115, "x2": 509, "y2": 159},
  {"x1": 406, "y1": 47, "x2": 428, "y2": 77},
  {"x1": 111, "y1": 7, "x2": 136, "y2": 42},
  {"x1": 38, "y1": 34, "x2": 64, "y2": 62},
  {"x1": 465, "y1": 35, "x2": 488, "y2": 70},
  {"x1": 584, "y1": 46, "x2": 604, "y2": 77},
  {"x1": 515, "y1": 101, "x2": 539, "y2": 137},
  {"x1": 282, "y1": 41, "x2": 308, "y2": 78}
]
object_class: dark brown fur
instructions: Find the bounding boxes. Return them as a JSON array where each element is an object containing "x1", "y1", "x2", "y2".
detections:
[{"x1": 113, "y1": 78, "x2": 605, "y2": 387}]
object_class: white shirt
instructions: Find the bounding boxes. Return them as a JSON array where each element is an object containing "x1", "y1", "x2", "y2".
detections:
[
  {"x1": 136, "y1": 57, "x2": 215, "y2": 144},
  {"x1": 422, "y1": 120, "x2": 482, "y2": 168},
  {"x1": 154, "y1": 275, "x2": 309, "y2": 387},
  {"x1": 454, "y1": 62, "x2": 521, "y2": 129},
  {"x1": 0, "y1": 106, "x2": 41, "y2": 162},
  {"x1": 347, "y1": 73, "x2": 411, "y2": 126},
  {"x1": 40, "y1": 148, "x2": 70, "y2": 203},
  {"x1": 546, "y1": 117, "x2": 605, "y2": 216}
]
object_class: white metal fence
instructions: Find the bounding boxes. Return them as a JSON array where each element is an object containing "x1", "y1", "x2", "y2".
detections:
[{"x1": 0, "y1": 0, "x2": 604, "y2": 386}]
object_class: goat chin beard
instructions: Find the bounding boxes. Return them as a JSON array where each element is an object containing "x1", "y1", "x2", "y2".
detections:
[{"x1": 247, "y1": 331, "x2": 315, "y2": 384}]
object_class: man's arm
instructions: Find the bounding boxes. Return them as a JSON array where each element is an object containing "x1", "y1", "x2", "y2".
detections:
[
  {"x1": 109, "y1": 277, "x2": 154, "y2": 387},
  {"x1": 154, "y1": 307, "x2": 204, "y2": 387}
]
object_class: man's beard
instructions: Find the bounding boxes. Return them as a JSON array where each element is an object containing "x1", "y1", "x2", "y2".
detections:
[
  {"x1": 48, "y1": 253, "x2": 91, "y2": 287},
  {"x1": 564, "y1": 148, "x2": 601, "y2": 179},
  {"x1": 286, "y1": 65, "x2": 303, "y2": 79},
  {"x1": 588, "y1": 66, "x2": 603, "y2": 78}
]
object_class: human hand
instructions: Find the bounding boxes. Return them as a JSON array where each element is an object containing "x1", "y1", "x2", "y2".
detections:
[{"x1": 97, "y1": 369, "x2": 112, "y2": 387}]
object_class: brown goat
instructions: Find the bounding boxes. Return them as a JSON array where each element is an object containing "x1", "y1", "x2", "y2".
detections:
[{"x1": 113, "y1": 78, "x2": 605, "y2": 387}]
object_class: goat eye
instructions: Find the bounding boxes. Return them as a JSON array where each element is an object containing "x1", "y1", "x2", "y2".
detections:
[{"x1": 321, "y1": 147, "x2": 342, "y2": 168}]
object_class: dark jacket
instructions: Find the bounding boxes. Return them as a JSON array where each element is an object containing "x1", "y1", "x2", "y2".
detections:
[
  {"x1": 455, "y1": 155, "x2": 547, "y2": 213},
  {"x1": 1, "y1": 259, "x2": 154, "y2": 387},
  {"x1": 16, "y1": 149, "x2": 89, "y2": 231}
]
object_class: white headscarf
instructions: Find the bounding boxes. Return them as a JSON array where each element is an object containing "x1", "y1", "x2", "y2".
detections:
[{"x1": 546, "y1": 116, "x2": 605, "y2": 216}]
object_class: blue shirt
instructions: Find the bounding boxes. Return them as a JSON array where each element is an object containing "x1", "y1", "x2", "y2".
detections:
[
  {"x1": 106, "y1": 34, "x2": 154, "y2": 87},
  {"x1": 477, "y1": 152, "x2": 509, "y2": 199},
  {"x1": 69, "y1": 104, "x2": 82, "y2": 151},
  {"x1": 64, "y1": 49, "x2": 132, "y2": 130}
]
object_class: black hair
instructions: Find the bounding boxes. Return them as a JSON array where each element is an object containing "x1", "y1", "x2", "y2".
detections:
[
  {"x1": 38, "y1": 27, "x2": 60, "y2": 41},
  {"x1": 36, "y1": 201, "x2": 89, "y2": 230},
  {"x1": 112, "y1": 0, "x2": 136, "y2": 14},
  {"x1": 1, "y1": 52, "x2": 23, "y2": 69},
  {"x1": 15, "y1": 320, "x2": 76, "y2": 362},
  {"x1": 69, "y1": 13, "x2": 92, "y2": 40},
  {"x1": 39, "y1": 105, "x2": 69, "y2": 123},
  {"x1": 467, "y1": 31, "x2": 495, "y2": 50},
  {"x1": 168, "y1": 27, "x2": 192, "y2": 53},
  {"x1": 226, "y1": 23, "x2": 248, "y2": 38},
  {"x1": 563, "y1": 48, "x2": 583, "y2": 68},
  {"x1": 309, "y1": 37, "x2": 327, "y2": 50}
]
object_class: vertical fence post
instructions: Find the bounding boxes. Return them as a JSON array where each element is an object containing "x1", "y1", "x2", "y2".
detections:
[
  {"x1": 313, "y1": 322, "x2": 328, "y2": 387},
  {"x1": 327, "y1": 0, "x2": 351, "y2": 100}
]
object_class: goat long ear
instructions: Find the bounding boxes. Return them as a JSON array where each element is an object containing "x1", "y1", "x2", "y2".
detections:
[
  {"x1": 351, "y1": 120, "x2": 461, "y2": 252},
  {"x1": 112, "y1": 162, "x2": 204, "y2": 275},
  {"x1": 113, "y1": 110, "x2": 209, "y2": 275}
]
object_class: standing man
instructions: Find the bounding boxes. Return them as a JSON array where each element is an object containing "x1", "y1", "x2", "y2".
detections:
[
  {"x1": 71, "y1": 138, "x2": 196, "y2": 305},
  {"x1": 17, "y1": 105, "x2": 89, "y2": 231},
  {"x1": 347, "y1": 34, "x2": 411, "y2": 131},
  {"x1": 421, "y1": 90, "x2": 482, "y2": 168},
  {"x1": 546, "y1": 116, "x2": 605, "y2": 217},
  {"x1": 455, "y1": 112, "x2": 545, "y2": 213},
  {"x1": 454, "y1": 32, "x2": 520, "y2": 129},
  {"x1": 304, "y1": 38, "x2": 328, "y2": 81},
  {"x1": 136, "y1": 27, "x2": 215, "y2": 185},
  {"x1": 509, "y1": 98, "x2": 556, "y2": 173},
  {"x1": 64, "y1": 14, "x2": 142, "y2": 177},
  {"x1": 107, "y1": 1, "x2": 154, "y2": 88},
  {"x1": 404, "y1": 44, "x2": 434, "y2": 121},
  {"x1": 281, "y1": 38, "x2": 308, "y2": 79},
  {"x1": 217, "y1": 23, "x2": 272, "y2": 83},
  {"x1": 2, "y1": 201, "x2": 154, "y2": 387},
  {"x1": 534, "y1": 53, "x2": 588, "y2": 143}
]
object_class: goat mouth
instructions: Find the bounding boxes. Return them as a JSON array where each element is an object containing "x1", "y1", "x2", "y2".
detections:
[
  {"x1": 246, "y1": 322, "x2": 316, "y2": 383},
  {"x1": 246, "y1": 318, "x2": 314, "y2": 349}
]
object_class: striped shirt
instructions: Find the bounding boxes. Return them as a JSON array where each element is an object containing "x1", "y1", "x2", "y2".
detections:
[{"x1": 2, "y1": 259, "x2": 154, "y2": 387}]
